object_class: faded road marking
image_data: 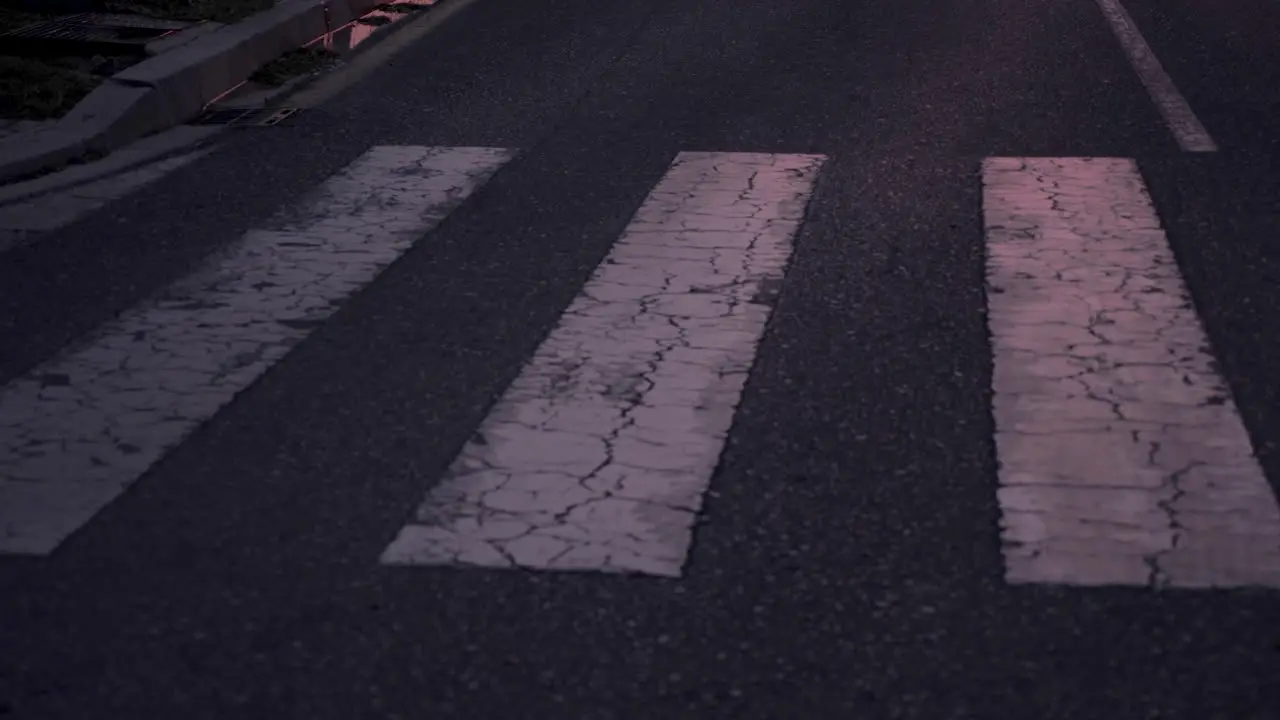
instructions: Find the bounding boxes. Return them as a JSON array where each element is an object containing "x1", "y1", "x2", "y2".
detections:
[
  {"x1": 1095, "y1": 0, "x2": 1216, "y2": 152},
  {"x1": 983, "y1": 157, "x2": 1280, "y2": 588},
  {"x1": 0, "y1": 148, "x2": 212, "y2": 254},
  {"x1": 382, "y1": 151, "x2": 826, "y2": 577},
  {"x1": 0, "y1": 146, "x2": 514, "y2": 555}
]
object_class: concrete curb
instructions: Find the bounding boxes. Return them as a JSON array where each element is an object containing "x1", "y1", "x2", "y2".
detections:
[{"x1": 0, "y1": 0, "x2": 384, "y2": 185}]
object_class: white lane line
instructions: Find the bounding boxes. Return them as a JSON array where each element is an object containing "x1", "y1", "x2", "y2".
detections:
[
  {"x1": 0, "y1": 146, "x2": 514, "y2": 555},
  {"x1": 382, "y1": 151, "x2": 826, "y2": 577},
  {"x1": 1094, "y1": 0, "x2": 1217, "y2": 152},
  {"x1": 983, "y1": 156, "x2": 1280, "y2": 589}
]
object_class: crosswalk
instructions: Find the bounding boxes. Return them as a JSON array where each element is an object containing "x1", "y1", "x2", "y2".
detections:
[
  {"x1": 984, "y1": 157, "x2": 1280, "y2": 588},
  {"x1": 0, "y1": 146, "x2": 513, "y2": 554},
  {"x1": 2, "y1": 145, "x2": 1278, "y2": 590},
  {"x1": 382, "y1": 151, "x2": 824, "y2": 575}
]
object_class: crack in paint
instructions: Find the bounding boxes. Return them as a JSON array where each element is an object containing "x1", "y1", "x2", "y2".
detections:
[
  {"x1": 384, "y1": 152, "x2": 827, "y2": 576},
  {"x1": 984, "y1": 157, "x2": 1280, "y2": 588},
  {"x1": 0, "y1": 146, "x2": 515, "y2": 555},
  {"x1": 1145, "y1": 459, "x2": 1199, "y2": 588}
]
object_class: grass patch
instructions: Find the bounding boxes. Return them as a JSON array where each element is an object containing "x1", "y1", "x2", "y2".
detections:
[
  {"x1": 249, "y1": 46, "x2": 338, "y2": 86},
  {"x1": 0, "y1": 56, "x2": 103, "y2": 120},
  {"x1": 104, "y1": 0, "x2": 273, "y2": 23},
  {"x1": 0, "y1": 5, "x2": 98, "y2": 119},
  {"x1": 0, "y1": 0, "x2": 273, "y2": 25},
  {"x1": 0, "y1": 4, "x2": 44, "y2": 34}
]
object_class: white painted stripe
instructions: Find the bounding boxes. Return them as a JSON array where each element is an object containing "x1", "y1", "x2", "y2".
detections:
[
  {"x1": 291, "y1": 0, "x2": 485, "y2": 110},
  {"x1": 0, "y1": 146, "x2": 513, "y2": 555},
  {"x1": 983, "y1": 156, "x2": 1280, "y2": 588},
  {"x1": 1094, "y1": 0, "x2": 1217, "y2": 152},
  {"x1": 382, "y1": 151, "x2": 826, "y2": 577}
]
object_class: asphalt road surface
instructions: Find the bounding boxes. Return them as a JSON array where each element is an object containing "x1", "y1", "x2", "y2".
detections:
[{"x1": 2, "y1": 0, "x2": 1280, "y2": 717}]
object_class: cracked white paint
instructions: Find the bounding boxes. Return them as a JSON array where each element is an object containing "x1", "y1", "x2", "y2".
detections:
[
  {"x1": 382, "y1": 151, "x2": 826, "y2": 577},
  {"x1": 0, "y1": 146, "x2": 513, "y2": 554},
  {"x1": 983, "y1": 156, "x2": 1280, "y2": 588}
]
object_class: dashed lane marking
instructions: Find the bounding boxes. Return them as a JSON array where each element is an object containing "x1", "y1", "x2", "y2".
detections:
[{"x1": 1095, "y1": 0, "x2": 1217, "y2": 152}]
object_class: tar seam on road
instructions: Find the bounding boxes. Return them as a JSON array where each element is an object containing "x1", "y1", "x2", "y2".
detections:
[
  {"x1": 382, "y1": 151, "x2": 827, "y2": 577},
  {"x1": 1094, "y1": 0, "x2": 1217, "y2": 152},
  {"x1": 983, "y1": 156, "x2": 1280, "y2": 588},
  {"x1": 0, "y1": 145, "x2": 514, "y2": 555}
]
